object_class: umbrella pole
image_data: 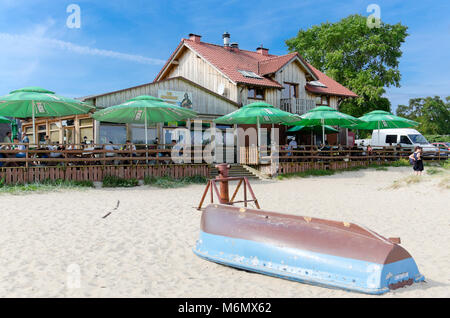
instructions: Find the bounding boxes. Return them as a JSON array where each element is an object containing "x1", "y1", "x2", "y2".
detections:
[
  {"x1": 145, "y1": 111, "x2": 148, "y2": 164},
  {"x1": 32, "y1": 101, "x2": 36, "y2": 145},
  {"x1": 378, "y1": 121, "x2": 380, "y2": 146},
  {"x1": 257, "y1": 117, "x2": 261, "y2": 163},
  {"x1": 322, "y1": 118, "x2": 325, "y2": 145}
]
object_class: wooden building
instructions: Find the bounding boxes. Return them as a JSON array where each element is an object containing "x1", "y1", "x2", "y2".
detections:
[
  {"x1": 21, "y1": 32, "x2": 357, "y2": 147},
  {"x1": 20, "y1": 114, "x2": 94, "y2": 145}
]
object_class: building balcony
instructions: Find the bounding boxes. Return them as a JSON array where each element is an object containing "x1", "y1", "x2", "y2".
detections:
[{"x1": 280, "y1": 98, "x2": 316, "y2": 115}]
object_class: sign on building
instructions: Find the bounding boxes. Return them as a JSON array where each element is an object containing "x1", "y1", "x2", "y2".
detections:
[{"x1": 158, "y1": 90, "x2": 193, "y2": 109}]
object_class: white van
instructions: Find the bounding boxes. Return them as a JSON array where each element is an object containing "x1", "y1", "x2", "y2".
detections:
[{"x1": 360, "y1": 128, "x2": 440, "y2": 155}]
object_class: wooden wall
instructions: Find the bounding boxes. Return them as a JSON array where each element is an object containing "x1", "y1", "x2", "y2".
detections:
[
  {"x1": 165, "y1": 46, "x2": 238, "y2": 102},
  {"x1": 91, "y1": 77, "x2": 238, "y2": 116}
]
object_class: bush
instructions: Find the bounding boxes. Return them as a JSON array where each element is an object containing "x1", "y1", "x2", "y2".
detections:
[
  {"x1": 144, "y1": 175, "x2": 207, "y2": 188},
  {"x1": 0, "y1": 178, "x2": 94, "y2": 194},
  {"x1": 423, "y1": 135, "x2": 450, "y2": 143},
  {"x1": 277, "y1": 169, "x2": 335, "y2": 180},
  {"x1": 102, "y1": 175, "x2": 139, "y2": 188}
]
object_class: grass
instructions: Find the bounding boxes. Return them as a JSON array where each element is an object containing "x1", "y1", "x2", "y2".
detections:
[
  {"x1": 438, "y1": 176, "x2": 450, "y2": 190},
  {"x1": 277, "y1": 159, "x2": 411, "y2": 180},
  {"x1": 144, "y1": 175, "x2": 207, "y2": 188},
  {"x1": 102, "y1": 175, "x2": 139, "y2": 188},
  {"x1": 390, "y1": 175, "x2": 422, "y2": 189},
  {"x1": 0, "y1": 178, "x2": 94, "y2": 195}
]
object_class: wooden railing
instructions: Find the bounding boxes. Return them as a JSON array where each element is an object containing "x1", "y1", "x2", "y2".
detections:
[
  {"x1": 0, "y1": 144, "x2": 447, "y2": 168},
  {"x1": 259, "y1": 146, "x2": 448, "y2": 163},
  {"x1": 280, "y1": 98, "x2": 316, "y2": 115}
]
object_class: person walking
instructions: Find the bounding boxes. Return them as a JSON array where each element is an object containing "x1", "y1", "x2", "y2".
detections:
[{"x1": 409, "y1": 146, "x2": 424, "y2": 175}]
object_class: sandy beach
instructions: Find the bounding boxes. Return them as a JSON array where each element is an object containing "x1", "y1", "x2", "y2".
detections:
[{"x1": 0, "y1": 166, "x2": 448, "y2": 298}]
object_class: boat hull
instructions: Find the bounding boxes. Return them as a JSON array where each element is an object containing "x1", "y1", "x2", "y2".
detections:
[{"x1": 193, "y1": 204, "x2": 424, "y2": 294}]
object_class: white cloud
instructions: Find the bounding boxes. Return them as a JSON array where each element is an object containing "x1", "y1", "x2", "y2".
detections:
[{"x1": 0, "y1": 32, "x2": 166, "y2": 66}]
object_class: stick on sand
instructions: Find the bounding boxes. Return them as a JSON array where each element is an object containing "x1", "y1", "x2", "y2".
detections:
[{"x1": 102, "y1": 200, "x2": 120, "y2": 219}]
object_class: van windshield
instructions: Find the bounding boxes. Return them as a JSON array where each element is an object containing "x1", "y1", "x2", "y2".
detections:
[{"x1": 408, "y1": 134, "x2": 428, "y2": 144}]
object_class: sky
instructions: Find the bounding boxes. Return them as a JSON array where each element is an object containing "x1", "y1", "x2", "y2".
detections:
[{"x1": 0, "y1": 0, "x2": 449, "y2": 112}]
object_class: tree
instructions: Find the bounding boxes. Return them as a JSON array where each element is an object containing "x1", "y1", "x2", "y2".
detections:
[
  {"x1": 286, "y1": 14, "x2": 408, "y2": 117},
  {"x1": 397, "y1": 96, "x2": 450, "y2": 135}
]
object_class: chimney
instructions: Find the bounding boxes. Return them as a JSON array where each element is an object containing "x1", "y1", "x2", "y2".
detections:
[
  {"x1": 223, "y1": 32, "x2": 230, "y2": 47},
  {"x1": 189, "y1": 33, "x2": 202, "y2": 43},
  {"x1": 256, "y1": 46, "x2": 269, "y2": 56},
  {"x1": 230, "y1": 42, "x2": 239, "y2": 52}
]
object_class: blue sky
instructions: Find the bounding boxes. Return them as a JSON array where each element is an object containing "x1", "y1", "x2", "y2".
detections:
[{"x1": 0, "y1": 0, "x2": 449, "y2": 112}]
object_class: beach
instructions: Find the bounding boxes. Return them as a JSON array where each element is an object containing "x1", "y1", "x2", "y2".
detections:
[{"x1": 0, "y1": 166, "x2": 448, "y2": 298}]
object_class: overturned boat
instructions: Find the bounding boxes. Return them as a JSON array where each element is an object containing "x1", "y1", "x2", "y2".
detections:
[{"x1": 194, "y1": 204, "x2": 424, "y2": 294}]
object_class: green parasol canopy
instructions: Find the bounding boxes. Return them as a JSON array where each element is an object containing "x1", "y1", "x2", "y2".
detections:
[
  {"x1": 0, "y1": 116, "x2": 12, "y2": 124},
  {"x1": 288, "y1": 124, "x2": 339, "y2": 133},
  {"x1": 92, "y1": 95, "x2": 197, "y2": 146},
  {"x1": 214, "y1": 101, "x2": 300, "y2": 125},
  {"x1": 354, "y1": 110, "x2": 419, "y2": 130},
  {"x1": 353, "y1": 110, "x2": 419, "y2": 145},
  {"x1": 0, "y1": 87, "x2": 94, "y2": 118},
  {"x1": 0, "y1": 87, "x2": 95, "y2": 143},
  {"x1": 214, "y1": 101, "x2": 300, "y2": 151},
  {"x1": 290, "y1": 106, "x2": 364, "y2": 144}
]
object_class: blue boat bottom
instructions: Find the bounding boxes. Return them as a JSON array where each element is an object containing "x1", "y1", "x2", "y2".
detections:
[{"x1": 193, "y1": 231, "x2": 424, "y2": 295}]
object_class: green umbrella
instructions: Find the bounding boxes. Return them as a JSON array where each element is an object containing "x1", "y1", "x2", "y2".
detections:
[
  {"x1": 288, "y1": 125, "x2": 339, "y2": 133},
  {"x1": 214, "y1": 102, "x2": 300, "y2": 149},
  {"x1": 214, "y1": 101, "x2": 300, "y2": 125},
  {"x1": 288, "y1": 125, "x2": 339, "y2": 146},
  {"x1": 0, "y1": 116, "x2": 18, "y2": 140},
  {"x1": 354, "y1": 110, "x2": 419, "y2": 145},
  {"x1": 0, "y1": 87, "x2": 95, "y2": 143},
  {"x1": 291, "y1": 106, "x2": 364, "y2": 144},
  {"x1": 0, "y1": 116, "x2": 12, "y2": 124},
  {"x1": 92, "y1": 95, "x2": 197, "y2": 146}
]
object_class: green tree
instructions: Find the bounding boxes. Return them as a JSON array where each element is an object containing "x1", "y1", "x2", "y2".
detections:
[
  {"x1": 397, "y1": 96, "x2": 450, "y2": 134},
  {"x1": 286, "y1": 14, "x2": 408, "y2": 117}
]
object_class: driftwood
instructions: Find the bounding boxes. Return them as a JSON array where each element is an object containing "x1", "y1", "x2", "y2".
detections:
[{"x1": 102, "y1": 200, "x2": 120, "y2": 219}]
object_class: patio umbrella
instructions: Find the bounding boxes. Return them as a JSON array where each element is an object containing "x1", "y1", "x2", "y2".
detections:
[
  {"x1": 0, "y1": 87, "x2": 95, "y2": 143},
  {"x1": 0, "y1": 116, "x2": 12, "y2": 124},
  {"x1": 354, "y1": 110, "x2": 419, "y2": 145},
  {"x1": 291, "y1": 106, "x2": 364, "y2": 144},
  {"x1": 91, "y1": 95, "x2": 197, "y2": 146},
  {"x1": 0, "y1": 116, "x2": 18, "y2": 140},
  {"x1": 214, "y1": 101, "x2": 300, "y2": 148},
  {"x1": 288, "y1": 124, "x2": 339, "y2": 145},
  {"x1": 288, "y1": 125, "x2": 339, "y2": 133}
]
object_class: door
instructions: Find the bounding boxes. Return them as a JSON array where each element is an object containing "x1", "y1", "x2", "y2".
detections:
[{"x1": 63, "y1": 127, "x2": 75, "y2": 145}]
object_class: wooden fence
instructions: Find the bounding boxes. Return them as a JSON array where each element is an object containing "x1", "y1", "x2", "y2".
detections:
[{"x1": 0, "y1": 164, "x2": 209, "y2": 185}]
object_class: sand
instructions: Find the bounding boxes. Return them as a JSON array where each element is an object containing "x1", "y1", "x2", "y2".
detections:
[{"x1": 0, "y1": 166, "x2": 448, "y2": 298}]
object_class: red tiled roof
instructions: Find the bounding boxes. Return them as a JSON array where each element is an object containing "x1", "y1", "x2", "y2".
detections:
[
  {"x1": 155, "y1": 37, "x2": 357, "y2": 97},
  {"x1": 257, "y1": 52, "x2": 298, "y2": 75},
  {"x1": 183, "y1": 39, "x2": 283, "y2": 88},
  {"x1": 305, "y1": 64, "x2": 358, "y2": 97}
]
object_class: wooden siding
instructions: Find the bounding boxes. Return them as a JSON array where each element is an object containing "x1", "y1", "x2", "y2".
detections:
[
  {"x1": 165, "y1": 47, "x2": 238, "y2": 102},
  {"x1": 92, "y1": 77, "x2": 238, "y2": 116}
]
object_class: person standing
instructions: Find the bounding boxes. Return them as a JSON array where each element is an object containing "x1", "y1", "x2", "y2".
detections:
[
  {"x1": 409, "y1": 146, "x2": 424, "y2": 176},
  {"x1": 3, "y1": 131, "x2": 12, "y2": 144}
]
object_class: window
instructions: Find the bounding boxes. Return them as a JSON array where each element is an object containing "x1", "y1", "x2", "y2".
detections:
[
  {"x1": 400, "y1": 135, "x2": 412, "y2": 145},
  {"x1": 248, "y1": 87, "x2": 265, "y2": 100},
  {"x1": 99, "y1": 123, "x2": 127, "y2": 144},
  {"x1": 385, "y1": 135, "x2": 397, "y2": 144},
  {"x1": 238, "y1": 70, "x2": 263, "y2": 79},
  {"x1": 408, "y1": 134, "x2": 428, "y2": 145},
  {"x1": 282, "y1": 82, "x2": 298, "y2": 99},
  {"x1": 315, "y1": 95, "x2": 329, "y2": 105}
]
